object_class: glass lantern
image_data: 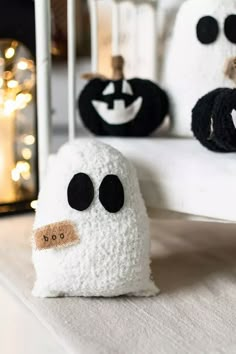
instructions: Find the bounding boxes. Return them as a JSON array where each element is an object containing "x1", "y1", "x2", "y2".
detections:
[
  {"x1": 0, "y1": 0, "x2": 37, "y2": 215},
  {"x1": 0, "y1": 40, "x2": 37, "y2": 214}
]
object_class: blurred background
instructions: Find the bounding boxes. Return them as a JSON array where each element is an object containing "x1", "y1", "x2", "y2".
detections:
[{"x1": 0, "y1": 0, "x2": 186, "y2": 214}]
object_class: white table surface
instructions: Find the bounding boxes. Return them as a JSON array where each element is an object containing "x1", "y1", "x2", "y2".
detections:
[
  {"x1": 1, "y1": 213, "x2": 236, "y2": 354},
  {"x1": 0, "y1": 283, "x2": 64, "y2": 354}
]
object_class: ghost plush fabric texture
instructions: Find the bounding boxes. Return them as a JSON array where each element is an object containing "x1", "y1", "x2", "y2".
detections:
[
  {"x1": 162, "y1": 0, "x2": 236, "y2": 137},
  {"x1": 192, "y1": 88, "x2": 236, "y2": 152},
  {"x1": 78, "y1": 56, "x2": 169, "y2": 137},
  {"x1": 32, "y1": 140, "x2": 159, "y2": 298}
]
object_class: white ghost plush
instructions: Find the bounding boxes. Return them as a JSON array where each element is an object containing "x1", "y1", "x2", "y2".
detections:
[
  {"x1": 32, "y1": 140, "x2": 158, "y2": 297},
  {"x1": 163, "y1": 0, "x2": 236, "y2": 137}
]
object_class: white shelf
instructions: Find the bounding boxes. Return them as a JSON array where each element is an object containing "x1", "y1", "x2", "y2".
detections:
[
  {"x1": 101, "y1": 137, "x2": 236, "y2": 222},
  {"x1": 53, "y1": 137, "x2": 235, "y2": 222},
  {"x1": 51, "y1": 62, "x2": 236, "y2": 222}
]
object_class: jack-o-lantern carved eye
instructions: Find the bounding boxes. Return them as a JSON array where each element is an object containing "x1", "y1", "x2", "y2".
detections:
[
  {"x1": 102, "y1": 82, "x2": 115, "y2": 95},
  {"x1": 122, "y1": 80, "x2": 133, "y2": 95}
]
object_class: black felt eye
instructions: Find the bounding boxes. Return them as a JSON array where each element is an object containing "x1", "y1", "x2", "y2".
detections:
[
  {"x1": 224, "y1": 15, "x2": 236, "y2": 44},
  {"x1": 99, "y1": 175, "x2": 124, "y2": 213},
  {"x1": 196, "y1": 16, "x2": 219, "y2": 44},
  {"x1": 67, "y1": 173, "x2": 94, "y2": 211}
]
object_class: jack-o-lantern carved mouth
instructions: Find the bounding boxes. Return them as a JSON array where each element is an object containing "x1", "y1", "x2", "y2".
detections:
[
  {"x1": 92, "y1": 80, "x2": 143, "y2": 125},
  {"x1": 92, "y1": 97, "x2": 143, "y2": 125}
]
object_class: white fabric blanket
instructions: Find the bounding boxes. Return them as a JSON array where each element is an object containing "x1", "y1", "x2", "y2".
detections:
[{"x1": 0, "y1": 214, "x2": 236, "y2": 354}]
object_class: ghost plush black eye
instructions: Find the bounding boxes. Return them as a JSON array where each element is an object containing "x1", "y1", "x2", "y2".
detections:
[
  {"x1": 99, "y1": 175, "x2": 124, "y2": 213},
  {"x1": 67, "y1": 173, "x2": 94, "y2": 211},
  {"x1": 196, "y1": 16, "x2": 219, "y2": 44},
  {"x1": 224, "y1": 15, "x2": 236, "y2": 44}
]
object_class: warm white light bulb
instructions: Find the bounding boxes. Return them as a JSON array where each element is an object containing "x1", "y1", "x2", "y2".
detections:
[
  {"x1": 30, "y1": 200, "x2": 38, "y2": 210},
  {"x1": 24, "y1": 93, "x2": 32, "y2": 103},
  {"x1": 7, "y1": 80, "x2": 18, "y2": 89},
  {"x1": 4, "y1": 99, "x2": 16, "y2": 115},
  {"x1": 23, "y1": 135, "x2": 35, "y2": 145},
  {"x1": 21, "y1": 170, "x2": 31, "y2": 180},
  {"x1": 11, "y1": 168, "x2": 20, "y2": 182},
  {"x1": 5, "y1": 47, "x2": 15, "y2": 59},
  {"x1": 17, "y1": 60, "x2": 28, "y2": 70},
  {"x1": 16, "y1": 93, "x2": 27, "y2": 109},
  {"x1": 16, "y1": 161, "x2": 30, "y2": 173},
  {"x1": 22, "y1": 148, "x2": 32, "y2": 160}
]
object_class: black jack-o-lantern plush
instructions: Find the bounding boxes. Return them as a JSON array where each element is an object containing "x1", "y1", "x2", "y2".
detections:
[
  {"x1": 78, "y1": 56, "x2": 169, "y2": 137},
  {"x1": 192, "y1": 57, "x2": 236, "y2": 152}
]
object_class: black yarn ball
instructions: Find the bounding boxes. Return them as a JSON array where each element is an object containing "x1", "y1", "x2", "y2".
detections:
[
  {"x1": 213, "y1": 89, "x2": 236, "y2": 151},
  {"x1": 192, "y1": 88, "x2": 236, "y2": 152},
  {"x1": 78, "y1": 56, "x2": 169, "y2": 137}
]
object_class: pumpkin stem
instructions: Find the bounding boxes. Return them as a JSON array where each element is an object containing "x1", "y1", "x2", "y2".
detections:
[
  {"x1": 81, "y1": 72, "x2": 109, "y2": 80},
  {"x1": 224, "y1": 57, "x2": 236, "y2": 85},
  {"x1": 111, "y1": 55, "x2": 125, "y2": 80},
  {"x1": 81, "y1": 55, "x2": 125, "y2": 81}
]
